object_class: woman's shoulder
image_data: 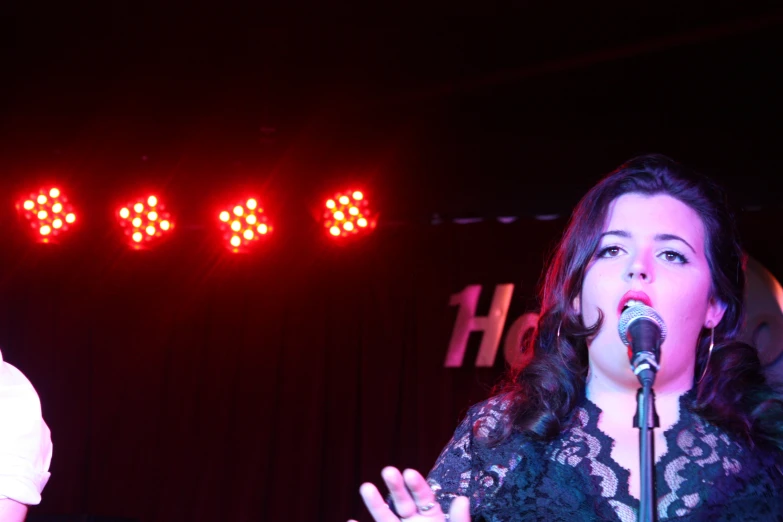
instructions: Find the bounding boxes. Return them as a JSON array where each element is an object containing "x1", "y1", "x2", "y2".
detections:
[
  {"x1": 446, "y1": 393, "x2": 515, "y2": 420},
  {"x1": 437, "y1": 389, "x2": 557, "y2": 461},
  {"x1": 428, "y1": 393, "x2": 537, "y2": 514},
  {"x1": 445, "y1": 392, "x2": 544, "y2": 454},
  {"x1": 677, "y1": 400, "x2": 783, "y2": 490},
  {"x1": 663, "y1": 406, "x2": 783, "y2": 518}
]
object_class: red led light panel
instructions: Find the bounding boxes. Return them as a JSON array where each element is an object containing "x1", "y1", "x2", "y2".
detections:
[
  {"x1": 323, "y1": 190, "x2": 376, "y2": 238},
  {"x1": 17, "y1": 187, "x2": 77, "y2": 243},
  {"x1": 117, "y1": 195, "x2": 174, "y2": 248},
  {"x1": 218, "y1": 197, "x2": 272, "y2": 252}
]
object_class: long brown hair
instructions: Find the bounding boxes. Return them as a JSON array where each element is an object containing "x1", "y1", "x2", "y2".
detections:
[{"x1": 494, "y1": 154, "x2": 783, "y2": 450}]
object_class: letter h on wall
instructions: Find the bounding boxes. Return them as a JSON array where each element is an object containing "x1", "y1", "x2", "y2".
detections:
[{"x1": 445, "y1": 284, "x2": 514, "y2": 367}]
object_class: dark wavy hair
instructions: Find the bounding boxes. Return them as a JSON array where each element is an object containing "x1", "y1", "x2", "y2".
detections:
[{"x1": 492, "y1": 154, "x2": 783, "y2": 451}]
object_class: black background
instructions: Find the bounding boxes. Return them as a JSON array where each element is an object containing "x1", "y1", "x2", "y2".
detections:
[{"x1": 2, "y1": 2, "x2": 783, "y2": 521}]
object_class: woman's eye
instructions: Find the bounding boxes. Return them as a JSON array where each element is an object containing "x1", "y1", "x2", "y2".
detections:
[
  {"x1": 661, "y1": 250, "x2": 688, "y2": 264},
  {"x1": 598, "y1": 246, "x2": 622, "y2": 258}
]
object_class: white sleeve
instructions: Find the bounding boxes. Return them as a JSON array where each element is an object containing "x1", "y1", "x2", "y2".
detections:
[{"x1": 0, "y1": 352, "x2": 53, "y2": 506}]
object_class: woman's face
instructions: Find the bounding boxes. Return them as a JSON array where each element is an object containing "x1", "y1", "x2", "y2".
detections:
[{"x1": 578, "y1": 193, "x2": 726, "y2": 392}]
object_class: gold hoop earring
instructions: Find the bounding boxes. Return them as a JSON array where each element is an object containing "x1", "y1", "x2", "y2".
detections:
[
  {"x1": 697, "y1": 326, "x2": 715, "y2": 385},
  {"x1": 555, "y1": 320, "x2": 571, "y2": 369}
]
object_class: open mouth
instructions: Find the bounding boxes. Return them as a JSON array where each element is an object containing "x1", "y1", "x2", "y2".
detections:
[
  {"x1": 617, "y1": 292, "x2": 653, "y2": 316},
  {"x1": 621, "y1": 299, "x2": 648, "y2": 313}
]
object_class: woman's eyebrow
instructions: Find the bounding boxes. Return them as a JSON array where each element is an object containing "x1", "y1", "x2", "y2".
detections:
[
  {"x1": 654, "y1": 233, "x2": 696, "y2": 254},
  {"x1": 600, "y1": 230, "x2": 630, "y2": 239},
  {"x1": 600, "y1": 230, "x2": 696, "y2": 254}
]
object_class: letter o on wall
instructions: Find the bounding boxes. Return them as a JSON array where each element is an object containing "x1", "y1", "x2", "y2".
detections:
[
  {"x1": 504, "y1": 312, "x2": 539, "y2": 368},
  {"x1": 742, "y1": 256, "x2": 783, "y2": 388}
]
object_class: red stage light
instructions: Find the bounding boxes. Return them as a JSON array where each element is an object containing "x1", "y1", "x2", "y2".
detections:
[
  {"x1": 17, "y1": 187, "x2": 77, "y2": 243},
  {"x1": 117, "y1": 195, "x2": 174, "y2": 248},
  {"x1": 218, "y1": 197, "x2": 272, "y2": 252},
  {"x1": 323, "y1": 189, "x2": 376, "y2": 239}
]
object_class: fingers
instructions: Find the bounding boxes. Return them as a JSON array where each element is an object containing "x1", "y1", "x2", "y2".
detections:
[
  {"x1": 359, "y1": 466, "x2": 453, "y2": 522},
  {"x1": 449, "y1": 496, "x2": 471, "y2": 522},
  {"x1": 359, "y1": 481, "x2": 401, "y2": 522},
  {"x1": 382, "y1": 467, "x2": 420, "y2": 518},
  {"x1": 402, "y1": 468, "x2": 442, "y2": 516}
]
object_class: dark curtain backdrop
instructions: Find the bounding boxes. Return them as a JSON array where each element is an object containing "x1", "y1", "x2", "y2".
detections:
[{"x1": 1, "y1": 211, "x2": 781, "y2": 522}]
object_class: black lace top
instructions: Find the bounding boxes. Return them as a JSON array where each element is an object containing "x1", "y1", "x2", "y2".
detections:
[{"x1": 427, "y1": 393, "x2": 783, "y2": 521}]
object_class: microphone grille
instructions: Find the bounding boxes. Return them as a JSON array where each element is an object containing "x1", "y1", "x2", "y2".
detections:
[{"x1": 618, "y1": 304, "x2": 667, "y2": 346}]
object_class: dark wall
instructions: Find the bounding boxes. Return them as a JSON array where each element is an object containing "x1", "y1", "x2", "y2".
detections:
[
  {"x1": 1, "y1": 209, "x2": 781, "y2": 522},
  {"x1": 2, "y1": 6, "x2": 783, "y2": 521}
]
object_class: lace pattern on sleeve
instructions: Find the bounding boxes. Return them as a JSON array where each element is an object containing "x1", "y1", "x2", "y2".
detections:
[
  {"x1": 426, "y1": 392, "x2": 783, "y2": 521},
  {"x1": 426, "y1": 395, "x2": 527, "y2": 515},
  {"x1": 656, "y1": 410, "x2": 783, "y2": 520}
]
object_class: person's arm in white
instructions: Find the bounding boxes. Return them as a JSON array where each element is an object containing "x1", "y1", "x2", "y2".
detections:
[
  {"x1": 0, "y1": 498, "x2": 27, "y2": 522},
  {"x1": 0, "y1": 350, "x2": 53, "y2": 522}
]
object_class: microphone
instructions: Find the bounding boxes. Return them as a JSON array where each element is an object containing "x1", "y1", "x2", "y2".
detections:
[{"x1": 618, "y1": 304, "x2": 667, "y2": 386}]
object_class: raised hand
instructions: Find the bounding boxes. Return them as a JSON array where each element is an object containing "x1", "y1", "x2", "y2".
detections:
[{"x1": 349, "y1": 467, "x2": 470, "y2": 522}]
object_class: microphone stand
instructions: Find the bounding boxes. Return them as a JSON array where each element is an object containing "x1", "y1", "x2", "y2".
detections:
[
  {"x1": 633, "y1": 374, "x2": 659, "y2": 522},
  {"x1": 620, "y1": 305, "x2": 666, "y2": 522}
]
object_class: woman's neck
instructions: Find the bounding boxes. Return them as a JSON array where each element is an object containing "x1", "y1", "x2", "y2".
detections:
[{"x1": 585, "y1": 369, "x2": 692, "y2": 432}]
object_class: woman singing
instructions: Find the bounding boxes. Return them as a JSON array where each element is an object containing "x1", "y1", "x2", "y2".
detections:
[{"x1": 353, "y1": 154, "x2": 783, "y2": 521}]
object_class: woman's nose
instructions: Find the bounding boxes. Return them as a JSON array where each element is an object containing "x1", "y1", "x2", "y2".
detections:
[{"x1": 626, "y1": 254, "x2": 652, "y2": 281}]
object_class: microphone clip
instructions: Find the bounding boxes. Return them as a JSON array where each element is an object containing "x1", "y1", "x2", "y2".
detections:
[{"x1": 631, "y1": 352, "x2": 660, "y2": 376}]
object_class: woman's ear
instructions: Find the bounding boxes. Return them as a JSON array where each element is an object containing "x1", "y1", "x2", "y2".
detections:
[
  {"x1": 572, "y1": 295, "x2": 581, "y2": 315},
  {"x1": 705, "y1": 296, "x2": 727, "y2": 328}
]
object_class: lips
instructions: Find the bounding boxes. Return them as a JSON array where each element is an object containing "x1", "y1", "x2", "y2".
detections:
[{"x1": 617, "y1": 291, "x2": 653, "y2": 316}]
